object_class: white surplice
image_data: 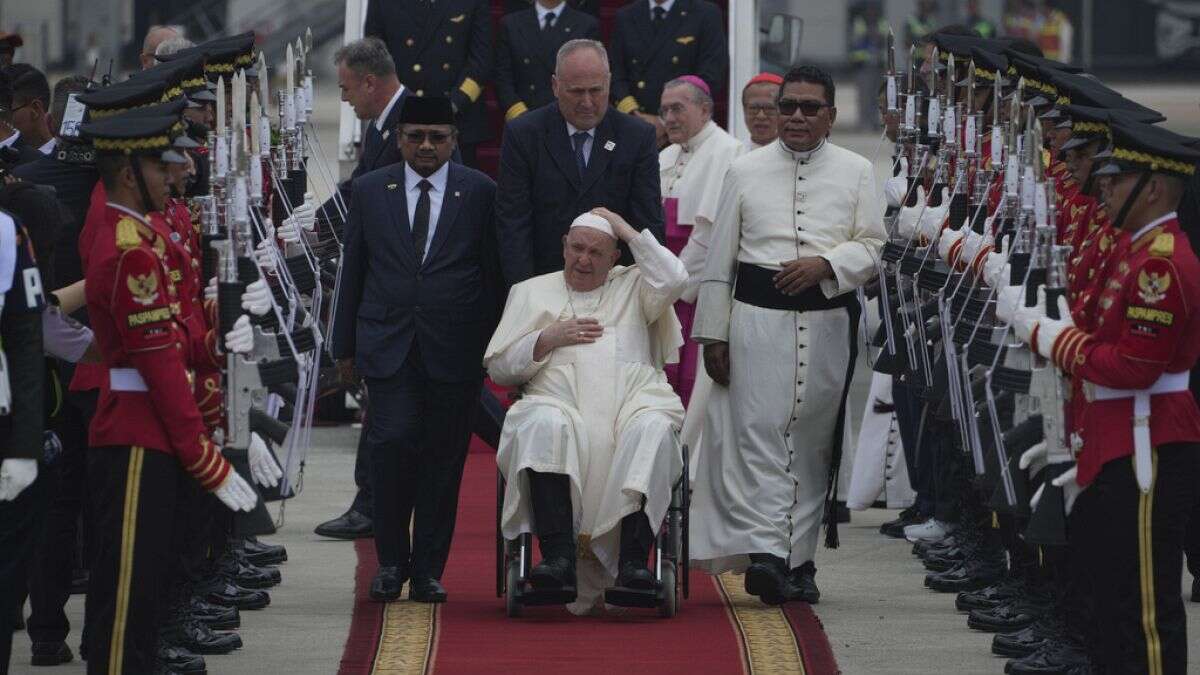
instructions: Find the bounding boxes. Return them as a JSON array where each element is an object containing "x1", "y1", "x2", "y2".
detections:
[
  {"x1": 485, "y1": 231, "x2": 688, "y2": 610},
  {"x1": 689, "y1": 139, "x2": 885, "y2": 572}
]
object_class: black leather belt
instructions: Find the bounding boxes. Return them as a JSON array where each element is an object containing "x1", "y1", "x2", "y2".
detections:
[{"x1": 733, "y1": 263, "x2": 855, "y2": 312}]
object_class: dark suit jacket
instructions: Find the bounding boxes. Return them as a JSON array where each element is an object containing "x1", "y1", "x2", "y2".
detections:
[
  {"x1": 13, "y1": 154, "x2": 98, "y2": 288},
  {"x1": 365, "y1": 0, "x2": 493, "y2": 144},
  {"x1": 502, "y1": 0, "x2": 598, "y2": 17},
  {"x1": 495, "y1": 102, "x2": 664, "y2": 285},
  {"x1": 322, "y1": 90, "x2": 408, "y2": 220},
  {"x1": 608, "y1": 0, "x2": 726, "y2": 115},
  {"x1": 330, "y1": 161, "x2": 503, "y2": 383},
  {"x1": 495, "y1": 6, "x2": 600, "y2": 121},
  {"x1": 2, "y1": 134, "x2": 45, "y2": 169}
]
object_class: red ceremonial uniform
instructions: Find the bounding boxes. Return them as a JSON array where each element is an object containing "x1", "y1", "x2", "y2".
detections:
[
  {"x1": 1048, "y1": 214, "x2": 1200, "y2": 486},
  {"x1": 84, "y1": 202, "x2": 232, "y2": 491}
]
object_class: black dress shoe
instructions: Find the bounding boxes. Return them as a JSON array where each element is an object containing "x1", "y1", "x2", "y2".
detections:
[
  {"x1": 790, "y1": 562, "x2": 820, "y2": 604},
  {"x1": 992, "y1": 614, "x2": 1065, "y2": 658},
  {"x1": 409, "y1": 578, "x2": 448, "y2": 603},
  {"x1": 925, "y1": 556, "x2": 1005, "y2": 592},
  {"x1": 200, "y1": 578, "x2": 270, "y2": 610},
  {"x1": 314, "y1": 509, "x2": 373, "y2": 539},
  {"x1": 968, "y1": 596, "x2": 1050, "y2": 633},
  {"x1": 615, "y1": 563, "x2": 657, "y2": 590},
  {"x1": 1005, "y1": 636, "x2": 1090, "y2": 675},
  {"x1": 31, "y1": 641, "x2": 74, "y2": 666},
  {"x1": 956, "y1": 577, "x2": 1024, "y2": 612},
  {"x1": 157, "y1": 644, "x2": 207, "y2": 674},
  {"x1": 745, "y1": 555, "x2": 797, "y2": 605},
  {"x1": 242, "y1": 537, "x2": 287, "y2": 566},
  {"x1": 186, "y1": 596, "x2": 240, "y2": 630},
  {"x1": 370, "y1": 566, "x2": 406, "y2": 601},
  {"x1": 880, "y1": 507, "x2": 923, "y2": 538},
  {"x1": 217, "y1": 551, "x2": 281, "y2": 589},
  {"x1": 161, "y1": 618, "x2": 242, "y2": 655},
  {"x1": 529, "y1": 557, "x2": 576, "y2": 591}
]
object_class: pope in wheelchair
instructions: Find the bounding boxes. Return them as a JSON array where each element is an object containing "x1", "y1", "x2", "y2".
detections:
[{"x1": 484, "y1": 209, "x2": 688, "y2": 616}]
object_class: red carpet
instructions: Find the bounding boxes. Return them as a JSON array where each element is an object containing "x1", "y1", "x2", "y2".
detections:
[{"x1": 338, "y1": 429, "x2": 840, "y2": 674}]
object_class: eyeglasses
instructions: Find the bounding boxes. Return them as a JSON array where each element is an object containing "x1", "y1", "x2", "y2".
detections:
[
  {"x1": 745, "y1": 103, "x2": 778, "y2": 117},
  {"x1": 402, "y1": 130, "x2": 452, "y2": 144},
  {"x1": 777, "y1": 99, "x2": 831, "y2": 117}
]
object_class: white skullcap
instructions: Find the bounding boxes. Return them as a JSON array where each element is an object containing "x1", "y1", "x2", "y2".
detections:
[{"x1": 569, "y1": 212, "x2": 615, "y2": 238}]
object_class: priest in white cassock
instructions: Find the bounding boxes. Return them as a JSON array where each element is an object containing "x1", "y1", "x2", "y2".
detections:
[
  {"x1": 485, "y1": 207, "x2": 687, "y2": 615},
  {"x1": 656, "y1": 75, "x2": 743, "y2": 469},
  {"x1": 689, "y1": 65, "x2": 884, "y2": 605}
]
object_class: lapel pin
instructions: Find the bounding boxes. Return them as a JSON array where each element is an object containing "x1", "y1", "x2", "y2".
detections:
[
  {"x1": 382, "y1": 130, "x2": 390, "y2": 140},
  {"x1": 604, "y1": 140, "x2": 616, "y2": 151},
  {"x1": 387, "y1": 183, "x2": 398, "y2": 190},
  {"x1": 564, "y1": 27, "x2": 571, "y2": 32},
  {"x1": 454, "y1": 191, "x2": 461, "y2": 197}
]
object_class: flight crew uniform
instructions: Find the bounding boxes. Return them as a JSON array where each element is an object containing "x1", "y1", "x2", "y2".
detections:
[{"x1": 495, "y1": 2, "x2": 600, "y2": 123}]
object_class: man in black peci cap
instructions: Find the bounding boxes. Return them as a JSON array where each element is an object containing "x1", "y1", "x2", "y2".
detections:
[{"x1": 330, "y1": 96, "x2": 504, "y2": 604}]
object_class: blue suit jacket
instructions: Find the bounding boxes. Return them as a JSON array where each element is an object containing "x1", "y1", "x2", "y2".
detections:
[
  {"x1": 495, "y1": 103, "x2": 664, "y2": 285},
  {"x1": 330, "y1": 160, "x2": 503, "y2": 383},
  {"x1": 321, "y1": 91, "x2": 408, "y2": 220}
]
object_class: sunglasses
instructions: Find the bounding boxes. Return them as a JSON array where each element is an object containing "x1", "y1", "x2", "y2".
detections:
[
  {"x1": 777, "y1": 99, "x2": 831, "y2": 117},
  {"x1": 402, "y1": 130, "x2": 452, "y2": 144}
]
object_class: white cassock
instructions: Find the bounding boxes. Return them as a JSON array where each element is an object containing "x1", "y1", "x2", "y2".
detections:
[
  {"x1": 689, "y1": 139, "x2": 885, "y2": 572},
  {"x1": 485, "y1": 231, "x2": 687, "y2": 613},
  {"x1": 845, "y1": 371, "x2": 914, "y2": 510},
  {"x1": 658, "y1": 120, "x2": 744, "y2": 479}
]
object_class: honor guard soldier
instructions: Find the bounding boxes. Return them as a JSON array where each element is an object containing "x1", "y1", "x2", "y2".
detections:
[
  {"x1": 495, "y1": 0, "x2": 600, "y2": 123},
  {"x1": 365, "y1": 0, "x2": 493, "y2": 167},
  {"x1": 607, "y1": 0, "x2": 726, "y2": 145},
  {"x1": 1014, "y1": 120, "x2": 1200, "y2": 674},
  {"x1": 78, "y1": 112, "x2": 258, "y2": 674}
]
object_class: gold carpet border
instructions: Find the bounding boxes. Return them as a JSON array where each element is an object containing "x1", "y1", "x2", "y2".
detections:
[
  {"x1": 371, "y1": 600, "x2": 437, "y2": 674},
  {"x1": 717, "y1": 572, "x2": 806, "y2": 675}
]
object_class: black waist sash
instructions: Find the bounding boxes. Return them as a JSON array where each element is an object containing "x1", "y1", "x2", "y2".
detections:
[{"x1": 733, "y1": 262, "x2": 855, "y2": 312}]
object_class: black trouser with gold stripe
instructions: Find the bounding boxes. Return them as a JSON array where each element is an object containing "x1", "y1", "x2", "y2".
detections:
[
  {"x1": 1069, "y1": 443, "x2": 1198, "y2": 675},
  {"x1": 85, "y1": 446, "x2": 178, "y2": 675}
]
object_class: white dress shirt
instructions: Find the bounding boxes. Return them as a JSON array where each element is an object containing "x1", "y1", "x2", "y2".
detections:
[
  {"x1": 649, "y1": 0, "x2": 675, "y2": 17},
  {"x1": 39, "y1": 138, "x2": 57, "y2": 156},
  {"x1": 0, "y1": 130, "x2": 20, "y2": 150},
  {"x1": 536, "y1": 1, "x2": 564, "y2": 26},
  {"x1": 565, "y1": 121, "x2": 595, "y2": 167},
  {"x1": 375, "y1": 85, "x2": 406, "y2": 133},
  {"x1": 404, "y1": 160, "x2": 449, "y2": 258}
]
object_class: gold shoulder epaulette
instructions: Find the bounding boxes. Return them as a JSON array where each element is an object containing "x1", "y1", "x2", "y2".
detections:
[
  {"x1": 1041, "y1": 147, "x2": 1051, "y2": 168},
  {"x1": 1150, "y1": 232, "x2": 1175, "y2": 258},
  {"x1": 115, "y1": 216, "x2": 141, "y2": 249}
]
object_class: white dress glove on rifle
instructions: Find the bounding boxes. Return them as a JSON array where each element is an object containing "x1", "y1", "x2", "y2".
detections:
[
  {"x1": 204, "y1": 276, "x2": 218, "y2": 303},
  {"x1": 1019, "y1": 440, "x2": 1049, "y2": 477},
  {"x1": 884, "y1": 157, "x2": 910, "y2": 209},
  {"x1": 213, "y1": 471, "x2": 258, "y2": 512},
  {"x1": 959, "y1": 230, "x2": 988, "y2": 270},
  {"x1": 917, "y1": 187, "x2": 951, "y2": 243},
  {"x1": 254, "y1": 238, "x2": 278, "y2": 273},
  {"x1": 894, "y1": 185, "x2": 927, "y2": 239},
  {"x1": 982, "y1": 236, "x2": 1012, "y2": 287},
  {"x1": 938, "y1": 226, "x2": 964, "y2": 264},
  {"x1": 276, "y1": 215, "x2": 303, "y2": 244},
  {"x1": 1012, "y1": 286, "x2": 1046, "y2": 345},
  {"x1": 248, "y1": 432, "x2": 283, "y2": 488},
  {"x1": 1029, "y1": 465, "x2": 1083, "y2": 515},
  {"x1": 0, "y1": 458, "x2": 37, "y2": 501},
  {"x1": 1032, "y1": 295, "x2": 1076, "y2": 360},
  {"x1": 994, "y1": 285, "x2": 1024, "y2": 324},
  {"x1": 292, "y1": 193, "x2": 317, "y2": 232},
  {"x1": 224, "y1": 315, "x2": 255, "y2": 354},
  {"x1": 241, "y1": 279, "x2": 273, "y2": 317}
]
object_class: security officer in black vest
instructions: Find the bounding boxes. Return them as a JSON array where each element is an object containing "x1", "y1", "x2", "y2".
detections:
[
  {"x1": 365, "y1": 0, "x2": 493, "y2": 168},
  {"x1": 607, "y1": 0, "x2": 726, "y2": 147},
  {"x1": 496, "y1": 0, "x2": 600, "y2": 124}
]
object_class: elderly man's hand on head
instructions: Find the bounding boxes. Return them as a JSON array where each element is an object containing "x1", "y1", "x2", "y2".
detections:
[{"x1": 589, "y1": 207, "x2": 638, "y2": 243}]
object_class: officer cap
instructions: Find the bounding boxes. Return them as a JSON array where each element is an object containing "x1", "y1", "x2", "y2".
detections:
[
  {"x1": 79, "y1": 113, "x2": 190, "y2": 164},
  {"x1": 138, "y1": 51, "x2": 215, "y2": 104},
  {"x1": 77, "y1": 76, "x2": 172, "y2": 118},
  {"x1": 1059, "y1": 103, "x2": 1165, "y2": 152},
  {"x1": 1094, "y1": 121, "x2": 1200, "y2": 179},
  {"x1": 118, "y1": 98, "x2": 200, "y2": 149},
  {"x1": 963, "y1": 48, "x2": 1009, "y2": 87}
]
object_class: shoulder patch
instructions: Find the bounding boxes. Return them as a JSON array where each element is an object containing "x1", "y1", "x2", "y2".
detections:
[
  {"x1": 116, "y1": 216, "x2": 141, "y2": 249},
  {"x1": 1149, "y1": 232, "x2": 1174, "y2": 258}
]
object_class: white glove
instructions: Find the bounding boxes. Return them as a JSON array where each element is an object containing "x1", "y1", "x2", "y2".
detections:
[
  {"x1": 937, "y1": 226, "x2": 964, "y2": 264},
  {"x1": 884, "y1": 157, "x2": 909, "y2": 209},
  {"x1": 213, "y1": 470, "x2": 258, "y2": 512},
  {"x1": 1033, "y1": 294, "x2": 1076, "y2": 360},
  {"x1": 959, "y1": 229, "x2": 987, "y2": 270},
  {"x1": 894, "y1": 185, "x2": 927, "y2": 239},
  {"x1": 248, "y1": 432, "x2": 283, "y2": 488},
  {"x1": 292, "y1": 193, "x2": 317, "y2": 232},
  {"x1": 276, "y1": 215, "x2": 303, "y2": 244},
  {"x1": 204, "y1": 276, "x2": 218, "y2": 303},
  {"x1": 917, "y1": 187, "x2": 951, "y2": 243},
  {"x1": 1053, "y1": 465, "x2": 1083, "y2": 515},
  {"x1": 254, "y1": 238, "x2": 278, "y2": 273},
  {"x1": 224, "y1": 315, "x2": 254, "y2": 354},
  {"x1": 1012, "y1": 286, "x2": 1046, "y2": 345},
  {"x1": 0, "y1": 458, "x2": 37, "y2": 501},
  {"x1": 1019, "y1": 441, "x2": 1048, "y2": 472},
  {"x1": 240, "y1": 279, "x2": 272, "y2": 317},
  {"x1": 982, "y1": 237, "x2": 1011, "y2": 287},
  {"x1": 995, "y1": 285, "x2": 1024, "y2": 324}
]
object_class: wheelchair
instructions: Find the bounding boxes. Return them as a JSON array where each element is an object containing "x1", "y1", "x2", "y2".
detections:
[{"x1": 495, "y1": 443, "x2": 691, "y2": 618}]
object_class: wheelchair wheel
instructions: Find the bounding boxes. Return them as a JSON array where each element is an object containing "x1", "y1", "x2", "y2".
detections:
[
  {"x1": 505, "y1": 560, "x2": 523, "y2": 618},
  {"x1": 658, "y1": 562, "x2": 678, "y2": 618},
  {"x1": 496, "y1": 470, "x2": 505, "y2": 598}
]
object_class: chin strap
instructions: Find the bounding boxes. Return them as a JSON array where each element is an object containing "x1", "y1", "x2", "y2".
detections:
[
  {"x1": 1111, "y1": 170, "x2": 1152, "y2": 232},
  {"x1": 128, "y1": 156, "x2": 156, "y2": 215}
]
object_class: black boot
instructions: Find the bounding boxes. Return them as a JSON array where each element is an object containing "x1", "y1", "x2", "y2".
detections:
[
  {"x1": 528, "y1": 532, "x2": 577, "y2": 590},
  {"x1": 30, "y1": 641, "x2": 74, "y2": 666},
  {"x1": 242, "y1": 537, "x2": 288, "y2": 566},
  {"x1": 186, "y1": 595, "x2": 241, "y2": 630},
  {"x1": 160, "y1": 617, "x2": 242, "y2": 655},
  {"x1": 527, "y1": 470, "x2": 577, "y2": 593},
  {"x1": 615, "y1": 511, "x2": 656, "y2": 590},
  {"x1": 745, "y1": 554, "x2": 798, "y2": 606},
  {"x1": 157, "y1": 643, "x2": 207, "y2": 674},
  {"x1": 789, "y1": 561, "x2": 820, "y2": 604}
]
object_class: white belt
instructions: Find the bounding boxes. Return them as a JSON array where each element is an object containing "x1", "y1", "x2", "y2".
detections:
[
  {"x1": 109, "y1": 367, "x2": 148, "y2": 392},
  {"x1": 1086, "y1": 371, "x2": 1190, "y2": 493}
]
